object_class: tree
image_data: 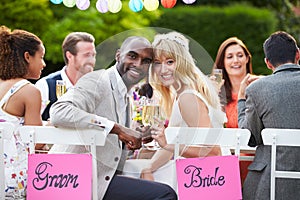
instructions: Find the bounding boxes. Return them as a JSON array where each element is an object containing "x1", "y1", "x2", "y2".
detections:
[
  {"x1": 0, "y1": 0, "x2": 53, "y2": 37},
  {"x1": 230, "y1": 0, "x2": 300, "y2": 41},
  {"x1": 43, "y1": 3, "x2": 160, "y2": 65},
  {"x1": 1, "y1": 0, "x2": 161, "y2": 75}
]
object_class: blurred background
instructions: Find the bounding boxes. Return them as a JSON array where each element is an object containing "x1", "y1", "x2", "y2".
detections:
[{"x1": 1, "y1": 0, "x2": 299, "y2": 78}]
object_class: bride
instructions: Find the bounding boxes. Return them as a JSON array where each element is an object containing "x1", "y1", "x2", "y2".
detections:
[{"x1": 138, "y1": 31, "x2": 227, "y2": 181}]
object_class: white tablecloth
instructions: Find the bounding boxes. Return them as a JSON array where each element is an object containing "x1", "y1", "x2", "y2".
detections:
[
  {"x1": 122, "y1": 146, "x2": 235, "y2": 191},
  {"x1": 123, "y1": 159, "x2": 177, "y2": 190}
]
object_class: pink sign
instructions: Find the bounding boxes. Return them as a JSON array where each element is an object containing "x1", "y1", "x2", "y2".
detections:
[
  {"x1": 27, "y1": 154, "x2": 92, "y2": 200},
  {"x1": 176, "y1": 155, "x2": 242, "y2": 200}
]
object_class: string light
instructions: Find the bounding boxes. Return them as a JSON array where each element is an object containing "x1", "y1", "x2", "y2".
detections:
[
  {"x1": 144, "y1": 0, "x2": 159, "y2": 11},
  {"x1": 62, "y1": 0, "x2": 76, "y2": 7},
  {"x1": 50, "y1": 0, "x2": 63, "y2": 4},
  {"x1": 76, "y1": 0, "x2": 90, "y2": 10},
  {"x1": 50, "y1": 0, "x2": 197, "y2": 13},
  {"x1": 108, "y1": 0, "x2": 122, "y2": 13},
  {"x1": 182, "y1": 0, "x2": 196, "y2": 4},
  {"x1": 128, "y1": 0, "x2": 143, "y2": 12},
  {"x1": 96, "y1": 0, "x2": 109, "y2": 13},
  {"x1": 161, "y1": 0, "x2": 177, "y2": 8}
]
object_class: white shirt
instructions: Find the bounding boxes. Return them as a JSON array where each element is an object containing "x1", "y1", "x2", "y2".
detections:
[
  {"x1": 92, "y1": 66, "x2": 129, "y2": 136},
  {"x1": 35, "y1": 66, "x2": 73, "y2": 114},
  {"x1": 113, "y1": 66, "x2": 129, "y2": 126}
]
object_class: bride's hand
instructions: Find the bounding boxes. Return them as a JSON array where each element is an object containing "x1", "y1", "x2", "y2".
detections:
[
  {"x1": 209, "y1": 74, "x2": 224, "y2": 93},
  {"x1": 136, "y1": 125, "x2": 153, "y2": 144},
  {"x1": 151, "y1": 119, "x2": 167, "y2": 148}
]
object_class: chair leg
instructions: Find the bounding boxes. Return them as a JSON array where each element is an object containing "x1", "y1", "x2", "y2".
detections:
[{"x1": 270, "y1": 142, "x2": 276, "y2": 200}]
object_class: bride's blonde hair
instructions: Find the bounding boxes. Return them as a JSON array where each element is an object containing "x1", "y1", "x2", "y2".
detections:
[{"x1": 149, "y1": 31, "x2": 221, "y2": 118}]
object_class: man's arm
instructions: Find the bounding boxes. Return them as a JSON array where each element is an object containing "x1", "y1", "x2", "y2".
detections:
[
  {"x1": 50, "y1": 71, "x2": 142, "y2": 150},
  {"x1": 50, "y1": 71, "x2": 114, "y2": 131},
  {"x1": 238, "y1": 87, "x2": 264, "y2": 147}
]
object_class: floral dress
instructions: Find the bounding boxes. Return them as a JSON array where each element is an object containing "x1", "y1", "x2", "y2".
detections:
[{"x1": 0, "y1": 80, "x2": 30, "y2": 199}]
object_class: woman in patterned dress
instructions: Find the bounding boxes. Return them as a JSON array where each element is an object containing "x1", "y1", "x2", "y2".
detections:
[{"x1": 0, "y1": 25, "x2": 46, "y2": 198}]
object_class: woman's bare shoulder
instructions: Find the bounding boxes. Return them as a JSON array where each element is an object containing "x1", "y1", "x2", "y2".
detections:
[{"x1": 19, "y1": 83, "x2": 41, "y2": 100}]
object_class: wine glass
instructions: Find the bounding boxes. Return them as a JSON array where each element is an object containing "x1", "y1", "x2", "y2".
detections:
[
  {"x1": 141, "y1": 99, "x2": 163, "y2": 150},
  {"x1": 56, "y1": 80, "x2": 66, "y2": 98},
  {"x1": 212, "y1": 69, "x2": 223, "y2": 84}
]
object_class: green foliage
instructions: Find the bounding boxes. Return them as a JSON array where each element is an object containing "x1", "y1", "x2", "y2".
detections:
[
  {"x1": 1, "y1": 0, "x2": 290, "y2": 76},
  {"x1": 0, "y1": 0, "x2": 161, "y2": 75},
  {"x1": 42, "y1": 1, "x2": 161, "y2": 73},
  {"x1": 0, "y1": 0, "x2": 53, "y2": 37},
  {"x1": 278, "y1": 0, "x2": 300, "y2": 42},
  {"x1": 152, "y1": 4, "x2": 277, "y2": 75},
  {"x1": 224, "y1": 0, "x2": 300, "y2": 45}
]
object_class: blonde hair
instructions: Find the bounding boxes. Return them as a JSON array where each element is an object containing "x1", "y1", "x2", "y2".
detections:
[{"x1": 150, "y1": 31, "x2": 221, "y2": 118}]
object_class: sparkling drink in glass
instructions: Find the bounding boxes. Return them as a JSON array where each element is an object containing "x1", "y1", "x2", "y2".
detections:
[
  {"x1": 141, "y1": 105, "x2": 160, "y2": 126},
  {"x1": 141, "y1": 100, "x2": 162, "y2": 150},
  {"x1": 213, "y1": 69, "x2": 223, "y2": 84},
  {"x1": 56, "y1": 80, "x2": 66, "y2": 98}
]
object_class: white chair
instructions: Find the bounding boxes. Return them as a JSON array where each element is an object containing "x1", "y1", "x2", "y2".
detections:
[
  {"x1": 165, "y1": 127, "x2": 252, "y2": 159},
  {"x1": 18, "y1": 125, "x2": 106, "y2": 200},
  {"x1": 0, "y1": 122, "x2": 15, "y2": 200},
  {"x1": 165, "y1": 127, "x2": 252, "y2": 190},
  {"x1": 262, "y1": 128, "x2": 300, "y2": 200}
]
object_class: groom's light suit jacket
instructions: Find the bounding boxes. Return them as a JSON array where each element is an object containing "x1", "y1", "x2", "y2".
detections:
[{"x1": 50, "y1": 66, "x2": 129, "y2": 200}]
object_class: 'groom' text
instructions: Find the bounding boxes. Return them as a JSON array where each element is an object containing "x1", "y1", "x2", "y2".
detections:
[{"x1": 32, "y1": 162, "x2": 79, "y2": 190}]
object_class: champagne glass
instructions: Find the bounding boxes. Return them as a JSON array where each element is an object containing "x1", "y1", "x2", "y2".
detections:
[
  {"x1": 56, "y1": 80, "x2": 66, "y2": 98},
  {"x1": 141, "y1": 99, "x2": 163, "y2": 150},
  {"x1": 141, "y1": 104, "x2": 160, "y2": 126},
  {"x1": 213, "y1": 69, "x2": 223, "y2": 84}
]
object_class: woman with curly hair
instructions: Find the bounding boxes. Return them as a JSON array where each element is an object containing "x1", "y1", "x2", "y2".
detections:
[{"x1": 0, "y1": 25, "x2": 46, "y2": 198}]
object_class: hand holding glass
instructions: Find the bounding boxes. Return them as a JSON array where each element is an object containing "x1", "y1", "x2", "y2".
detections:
[
  {"x1": 141, "y1": 100, "x2": 163, "y2": 150},
  {"x1": 56, "y1": 80, "x2": 66, "y2": 98},
  {"x1": 212, "y1": 69, "x2": 223, "y2": 84},
  {"x1": 142, "y1": 104, "x2": 161, "y2": 126}
]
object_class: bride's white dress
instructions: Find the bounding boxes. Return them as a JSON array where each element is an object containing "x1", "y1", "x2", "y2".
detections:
[
  {"x1": 169, "y1": 89, "x2": 226, "y2": 128},
  {"x1": 123, "y1": 90, "x2": 227, "y2": 189}
]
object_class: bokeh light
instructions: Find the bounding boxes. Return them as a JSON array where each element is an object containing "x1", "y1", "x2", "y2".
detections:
[
  {"x1": 63, "y1": 0, "x2": 76, "y2": 8},
  {"x1": 50, "y1": 0, "x2": 63, "y2": 4},
  {"x1": 96, "y1": 0, "x2": 109, "y2": 13},
  {"x1": 129, "y1": 0, "x2": 143, "y2": 12},
  {"x1": 161, "y1": 0, "x2": 177, "y2": 8},
  {"x1": 182, "y1": 0, "x2": 196, "y2": 4},
  {"x1": 144, "y1": 0, "x2": 159, "y2": 11},
  {"x1": 108, "y1": 0, "x2": 122, "y2": 13},
  {"x1": 76, "y1": 0, "x2": 90, "y2": 10}
]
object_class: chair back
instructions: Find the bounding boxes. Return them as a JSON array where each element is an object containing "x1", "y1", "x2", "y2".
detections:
[
  {"x1": 165, "y1": 127, "x2": 251, "y2": 159},
  {"x1": 18, "y1": 125, "x2": 106, "y2": 200},
  {"x1": 165, "y1": 127, "x2": 251, "y2": 194},
  {"x1": 262, "y1": 128, "x2": 300, "y2": 200},
  {"x1": 0, "y1": 122, "x2": 15, "y2": 200}
]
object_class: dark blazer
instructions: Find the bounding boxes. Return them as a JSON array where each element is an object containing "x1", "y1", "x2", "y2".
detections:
[
  {"x1": 42, "y1": 71, "x2": 62, "y2": 120},
  {"x1": 238, "y1": 64, "x2": 300, "y2": 200},
  {"x1": 50, "y1": 66, "x2": 129, "y2": 200}
]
